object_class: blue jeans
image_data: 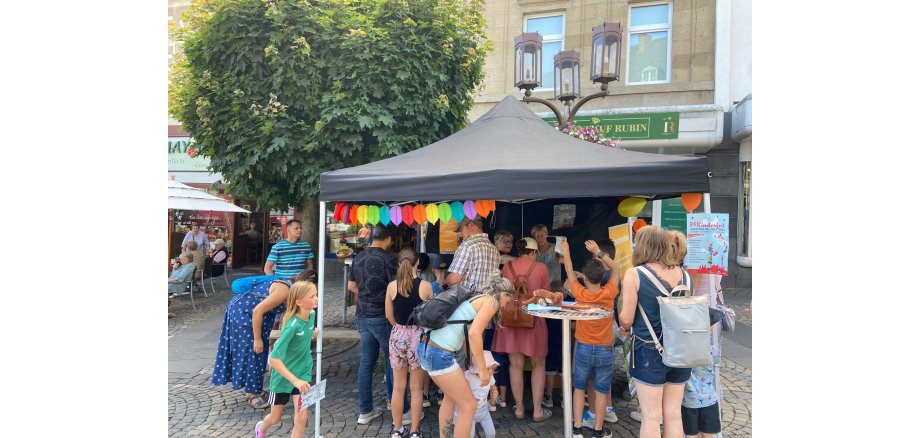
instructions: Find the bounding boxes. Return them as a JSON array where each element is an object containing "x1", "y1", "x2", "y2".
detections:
[
  {"x1": 356, "y1": 316, "x2": 396, "y2": 414},
  {"x1": 573, "y1": 341, "x2": 614, "y2": 393}
]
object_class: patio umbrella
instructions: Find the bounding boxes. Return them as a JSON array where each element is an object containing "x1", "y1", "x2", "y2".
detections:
[{"x1": 168, "y1": 180, "x2": 249, "y2": 213}]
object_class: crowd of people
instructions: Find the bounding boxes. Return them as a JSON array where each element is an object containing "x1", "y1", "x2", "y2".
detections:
[{"x1": 201, "y1": 217, "x2": 725, "y2": 438}]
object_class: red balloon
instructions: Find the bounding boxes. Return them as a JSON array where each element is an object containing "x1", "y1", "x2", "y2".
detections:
[{"x1": 402, "y1": 205, "x2": 415, "y2": 226}]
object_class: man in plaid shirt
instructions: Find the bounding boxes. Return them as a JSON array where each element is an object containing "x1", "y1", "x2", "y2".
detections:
[{"x1": 446, "y1": 217, "x2": 501, "y2": 291}]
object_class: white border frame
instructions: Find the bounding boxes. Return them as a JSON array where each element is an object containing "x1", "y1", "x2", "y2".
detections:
[
  {"x1": 626, "y1": 1, "x2": 673, "y2": 85},
  {"x1": 524, "y1": 12, "x2": 566, "y2": 92}
]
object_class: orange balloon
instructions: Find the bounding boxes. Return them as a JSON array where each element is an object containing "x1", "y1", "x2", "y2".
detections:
[
  {"x1": 348, "y1": 205, "x2": 358, "y2": 225},
  {"x1": 413, "y1": 204, "x2": 427, "y2": 226},
  {"x1": 681, "y1": 193, "x2": 702, "y2": 213},
  {"x1": 486, "y1": 200, "x2": 496, "y2": 213},
  {"x1": 632, "y1": 219, "x2": 648, "y2": 234},
  {"x1": 475, "y1": 200, "x2": 490, "y2": 218}
]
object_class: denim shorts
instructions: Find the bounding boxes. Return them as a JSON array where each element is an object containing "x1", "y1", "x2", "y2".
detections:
[
  {"x1": 629, "y1": 342, "x2": 691, "y2": 386},
  {"x1": 417, "y1": 341, "x2": 459, "y2": 377},
  {"x1": 573, "y1": 341, "x2": 614, "y2": 393}
]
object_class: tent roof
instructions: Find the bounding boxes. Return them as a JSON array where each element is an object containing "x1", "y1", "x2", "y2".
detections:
[
  {"x1": 319, "y1": 96, "x2": 710, "y2": 202},
  {"x1": 168, "y1": 180, "x2": 250, "y2": 213}
]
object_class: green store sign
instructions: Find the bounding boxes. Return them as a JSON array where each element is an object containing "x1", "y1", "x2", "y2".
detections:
[{"x1": 543, "y1": 112, "x2": 679, "y2": 140}]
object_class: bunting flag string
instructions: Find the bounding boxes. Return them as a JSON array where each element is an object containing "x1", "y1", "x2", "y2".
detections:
[{"x1": 329, "y1": 200, "x2": 497, "y2": 226}]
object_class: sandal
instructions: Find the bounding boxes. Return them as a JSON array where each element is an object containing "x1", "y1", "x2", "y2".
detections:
[
  {"x1": 513, "y1": 405, "x2": 525, "y2": 420},
  {"x1": 533, "y1": 407, "x2": 552, "y2": 423},
  {"x1": 247, "y1": 394, "x2": 271, "y2": 409}
]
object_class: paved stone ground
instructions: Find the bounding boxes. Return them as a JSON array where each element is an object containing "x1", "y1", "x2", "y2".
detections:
[{"x1": 169, "y1": 264, "x2": 752, "y2": 437}]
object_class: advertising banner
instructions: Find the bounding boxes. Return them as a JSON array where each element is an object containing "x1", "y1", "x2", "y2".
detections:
[
  {"x1": 608, "y1": 223, "x2": 633, "y2": 277},
  {"x1": 685, "y1": 214, "x2": 730, "y2": 275}
]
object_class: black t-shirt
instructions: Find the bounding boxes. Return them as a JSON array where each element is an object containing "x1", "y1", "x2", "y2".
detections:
[
  {"x1": 350, "y1": 247, "x2": 398, "y2": 318},
  {"x1": 392, "y1": 278, "x2": 423, "y2": 325}
]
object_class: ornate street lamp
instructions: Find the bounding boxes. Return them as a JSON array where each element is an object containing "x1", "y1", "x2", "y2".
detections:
[
  {"x1": 514, "y1": 33, "x2": 543, "y2": 90},
  {"x1": 514, "y1": 22, "x2": 622, "y2": 125}
]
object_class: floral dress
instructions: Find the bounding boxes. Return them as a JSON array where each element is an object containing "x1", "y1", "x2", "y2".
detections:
[{"x1": 210, "y1": 279, "x2": 289, "y2": 395}]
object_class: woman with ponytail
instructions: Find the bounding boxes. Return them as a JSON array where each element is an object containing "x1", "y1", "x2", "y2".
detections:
[{"x1": 385, "y1": 248, "x2": 434, "y2": 438}]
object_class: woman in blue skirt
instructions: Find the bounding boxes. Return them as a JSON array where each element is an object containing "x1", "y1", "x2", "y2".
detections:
[{"x1": 211, "y1": 270, "x2": 316, "y2": 409}]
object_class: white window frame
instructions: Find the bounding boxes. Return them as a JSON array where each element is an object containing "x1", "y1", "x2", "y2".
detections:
[
  {"x1": 626, "y1": 1, "x2": 672, "y2": 85},
  {"x1": 524, "y1": 12, "x2": 565, "y2": 92}
]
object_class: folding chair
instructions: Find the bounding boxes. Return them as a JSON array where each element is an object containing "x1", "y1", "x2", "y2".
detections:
[{"x1": 208, "y1": 259, "x2": 231, "y2": 294}]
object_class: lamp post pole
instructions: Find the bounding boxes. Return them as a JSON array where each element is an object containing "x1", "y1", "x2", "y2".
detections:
[{"x1": 515, "y1": 23, "x2": 622, "y2": 126}]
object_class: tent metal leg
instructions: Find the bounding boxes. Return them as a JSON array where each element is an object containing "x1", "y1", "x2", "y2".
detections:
[{"x1": 315, "y1": 201, "x2": 327, "y2": 438}]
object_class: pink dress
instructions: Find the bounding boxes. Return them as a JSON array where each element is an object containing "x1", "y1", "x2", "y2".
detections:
[{"x1": 491, "y1": 258, "x2": 550, "y2": 357}]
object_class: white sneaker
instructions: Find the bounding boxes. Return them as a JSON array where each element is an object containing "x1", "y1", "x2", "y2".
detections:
[
  {"x1": 629, "y1": 409, "x2": 662, "y2": 424},
  {"x1": 541, "y1": 394, "x2": 554, "y2": 408},
  {"x1": 357, "y1": 408, "x2": 384, "y2": 425},
  {"x1": 390, "y1": 426, "x2": 408, "y2": 438},
  {"x1": 603, "y1": 407, "x2": 618, "y2": 423},
  {"x1": 401, "y1": 410, "x2": 424, "y2": 422}
]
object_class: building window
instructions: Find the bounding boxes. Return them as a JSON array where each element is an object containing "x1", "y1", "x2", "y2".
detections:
[
  {"x1": 525, "y1": 14, "x2": 564, "y2": 91},
  {"x1": 627, "y1": 2, "x2": 671, "y2": 85}
]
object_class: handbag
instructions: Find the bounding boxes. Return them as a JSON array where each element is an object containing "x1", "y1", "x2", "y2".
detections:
[
  {"x1": 636, "y1": 266, "x2": 712, "y2": 368},
  {"x1": 716, "y1": 287, "x2": 736, "y2": 333},
  {"x1": 501, "y1": 261, "x2": 537, "y2": 329}
]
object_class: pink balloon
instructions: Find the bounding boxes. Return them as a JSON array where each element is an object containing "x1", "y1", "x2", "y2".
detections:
[
  {"x1": 463, "y1": 200, "x2": 477, "y2": 219},
  {"x1": 390, "y1": 204, "x2": 402, "y2": 226}
]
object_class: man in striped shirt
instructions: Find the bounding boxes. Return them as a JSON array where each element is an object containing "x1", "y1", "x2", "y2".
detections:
[{"x1": 264, "y1": 220, "x2": 314, "y2": 279}]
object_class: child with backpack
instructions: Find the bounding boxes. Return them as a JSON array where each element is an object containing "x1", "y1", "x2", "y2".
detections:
[
  {"x1": 254, "y1": 280, "x2": 318, "y2": 438},
  {"x1": 559, "y1": 240, "x2": 619, "y2": 438}
]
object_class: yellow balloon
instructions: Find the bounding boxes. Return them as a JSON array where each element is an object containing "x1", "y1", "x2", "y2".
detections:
[
  {"x1": 617, "y1": 197, "x2": 647, "y2": 217},
  {"x1": 426, "y1": 203, "x2": 440, "y2": 225},
  {"x1": 357, "y1": 205, "x2": 368, "y2": 225}
]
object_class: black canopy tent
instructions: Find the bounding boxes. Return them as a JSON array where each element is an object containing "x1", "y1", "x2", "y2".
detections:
[
  {"x1": 310, "y1": 96, "x2": 711, "y2": 437},
  {"x1": 320, "y1": 96, "x2": 710, "y2": 201}
]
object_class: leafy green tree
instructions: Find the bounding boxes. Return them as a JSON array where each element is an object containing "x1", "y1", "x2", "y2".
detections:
[{"x1": 169, "y1": 0, "x2": 490, "y2": 244}]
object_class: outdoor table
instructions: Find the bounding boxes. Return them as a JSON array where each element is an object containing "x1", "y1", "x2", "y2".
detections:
[{"x1": 524, "y1": 305, "x2": 613, "y2": 438}]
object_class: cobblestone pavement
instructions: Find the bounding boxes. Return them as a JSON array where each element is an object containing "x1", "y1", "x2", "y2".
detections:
[{"x1": 169, "y1": 265, "x2": 752, "y2": 437}]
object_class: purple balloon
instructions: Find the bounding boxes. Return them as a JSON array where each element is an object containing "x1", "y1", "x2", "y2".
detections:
[
  {"x1": 390, "y1": 204, "x2": 402, "y2": 226},
  {"x1": 463, "y1": 200, "x2": 477, "y2": 219}
]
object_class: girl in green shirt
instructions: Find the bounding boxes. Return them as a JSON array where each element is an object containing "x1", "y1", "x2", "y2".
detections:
[{"x1": 255, "y1": 280, "x2": 318, "y2": 438}]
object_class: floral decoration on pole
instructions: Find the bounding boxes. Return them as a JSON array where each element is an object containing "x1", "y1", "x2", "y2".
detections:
[{"x1": 553, "y1": 121, "x2": 622, "y2": 149}]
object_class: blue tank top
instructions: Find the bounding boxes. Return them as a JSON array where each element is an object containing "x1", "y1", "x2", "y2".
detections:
[
  {"x1": 632, "y1": 265, "x2": 690, "y2": 340},
  {"x1": 428, "y1": 296, "x2": 489, "y2": 351}
]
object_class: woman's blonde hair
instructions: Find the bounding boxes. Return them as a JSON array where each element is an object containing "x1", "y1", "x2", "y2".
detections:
[
  {"x1": 667, "y1": 230, "x2": 688, "y2": 268},
  {"x1": 476, "y1": 277, "x2": 515, "y2": 328},
  {"x1": 281, "y1": 281, "x2": 317, "y2": 327},
  {"x1": 396, "y1": 247, "x2": 418, "y2": 298},
  {"x1": 631, "y1": 225, "x2": 672, "y2": 266}
]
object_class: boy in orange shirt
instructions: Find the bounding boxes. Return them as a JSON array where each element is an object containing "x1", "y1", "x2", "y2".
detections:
[{"x1": 560, "y1": 240, "x2": 620, "y2": 438}]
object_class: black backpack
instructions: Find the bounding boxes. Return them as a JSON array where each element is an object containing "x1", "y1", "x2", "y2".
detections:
[{"x1": 409, "y1": 284, "x2": 482, "y2": 369}]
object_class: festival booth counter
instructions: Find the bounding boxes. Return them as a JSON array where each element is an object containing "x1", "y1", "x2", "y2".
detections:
[{"x1": 314, "y1": 96, "x2": 711, "y2": 438}]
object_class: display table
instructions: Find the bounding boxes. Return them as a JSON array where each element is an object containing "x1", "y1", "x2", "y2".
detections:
[{"x1": 524, "y1": 305, "x2": 613, "y2": 438}]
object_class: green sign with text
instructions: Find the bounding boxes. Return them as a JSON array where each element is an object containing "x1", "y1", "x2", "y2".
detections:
[
  {"x1": 660, "y1": 198, "x2": 687, "y2": 233},
  {"x1": 543, "y1": 112, "x2": 679, "y2": 140}
]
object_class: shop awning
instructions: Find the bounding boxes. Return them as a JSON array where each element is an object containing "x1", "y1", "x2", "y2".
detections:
[
  {"x1": 168, "y1": 180, "x2": 250, "y2": 213},
  {"x1": 319, "y1": 96, "x2": 710, "y2": 202}
]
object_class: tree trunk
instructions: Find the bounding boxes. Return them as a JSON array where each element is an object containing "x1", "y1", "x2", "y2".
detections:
[{"x1": 296, "y1": 196, "x2": 320, "y2": 259}]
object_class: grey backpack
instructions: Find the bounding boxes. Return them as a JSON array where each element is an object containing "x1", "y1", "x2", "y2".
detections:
[{"x1": 636, "y1": 266, "x2": 712, "y2": 368}]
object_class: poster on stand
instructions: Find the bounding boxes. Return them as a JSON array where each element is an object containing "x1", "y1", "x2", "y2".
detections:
[
  {"x1": 608, "y1": 224, "x2": 633, "y2": 277},
  {"x1": 685, "y1": 214, "x2": 730, "y2": 275},
  {"x1": 552, "y1": 204, "x2": 576, "y2": 231}
]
